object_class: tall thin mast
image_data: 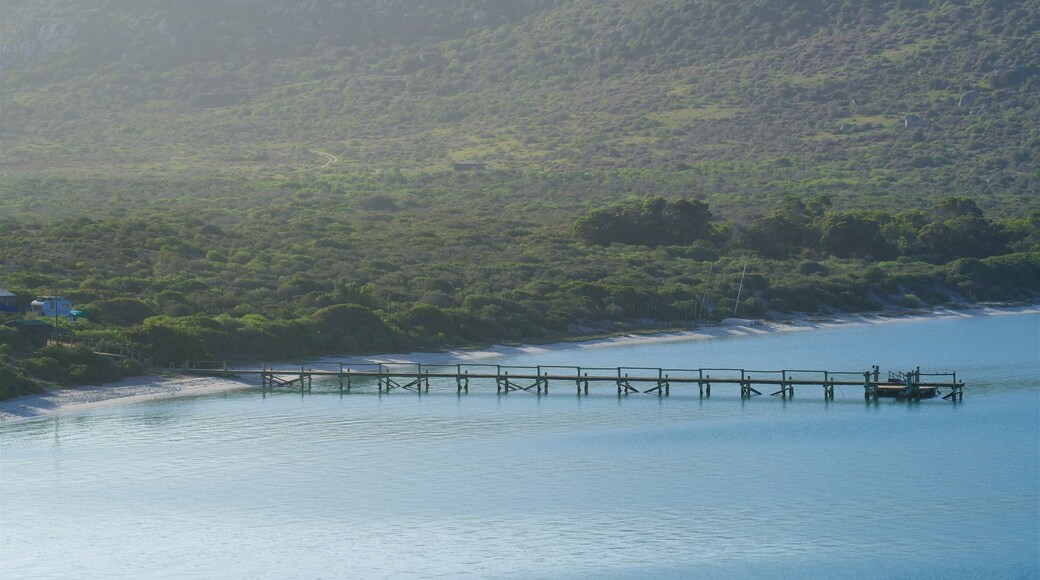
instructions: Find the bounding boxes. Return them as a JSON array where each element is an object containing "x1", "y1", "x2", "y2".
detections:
[
  {"x1": 733, "y1": 256, "x2": 748, "y2": 318},
  {"x1": 698, "y1": 261, "x2": 715, "y2": 321}
]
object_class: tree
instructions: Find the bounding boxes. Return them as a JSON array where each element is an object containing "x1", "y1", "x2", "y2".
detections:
[
  {"x1": 309, "y1": 304, "x2": 401, "y2": 352},
  {"x1": 743, "y1": 214, "x2": 815, "y2": 259},
  {"x1": 574, "y1": 197, "x2": 716, "y2": 247},
  {"x1": 883, "y1": 210, "x2": 930, "y2": 252},
  {"x1": 664, "y1": 198, "x2": 715, "y2": 245},
  {"x1": 392, "y1": 304, "x2": 457, "y2": 342},
  {"x1": 806, "y1": 195, "x2": 832, "y2": 220},
  {"x1": 916, "y1": 216, "x2": 1008, "y2": 263},
  {"x1": 127, "y1": 317, "x2": 211, "y2": 364},
  {"x1": 933, "y1": 196, "x2": 983, "y2": 220},
  {"x1": 574, "y1": 206, "x2": 625, "y2": 246},
  {"x1": 820, "y1": 213, "x2": 895, "y2": 260},
  {"x1": 776, "y1": 195, "x2": 810, "y2": 223},
  {"x1": 88, "y1": 297, "x2": 155, "y2": 326}
]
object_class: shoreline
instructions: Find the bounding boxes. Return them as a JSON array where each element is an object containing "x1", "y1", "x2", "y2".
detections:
[
  {"x1": 329, "y1": 304, "x2": 1040, "y2": 366},
  {"x1": 1, "y1": 304, "x2": 1036, "y2": 422}
]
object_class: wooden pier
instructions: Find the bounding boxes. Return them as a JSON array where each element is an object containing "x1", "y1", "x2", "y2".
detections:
[{"x1": 180, "y1": 361, "x2": 964, "y2": 402}]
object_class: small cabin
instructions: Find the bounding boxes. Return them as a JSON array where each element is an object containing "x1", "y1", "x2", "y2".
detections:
[
  {"x1": 0, "y1": 289, "x2": 18, "y2": 314},
  {"x1": 10, "y1": 319, "x2": 66, "y2": 347},
  {"x1": 30, "y1": 296, "x2": 73, "y2": 319}
]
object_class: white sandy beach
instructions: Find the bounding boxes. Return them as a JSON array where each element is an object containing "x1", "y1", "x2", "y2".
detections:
[
  {"x1": 1, "y1": 304, "x2": 1036, "y2": 422},
  {"x1": 338, "y1": 304, "x2": 1040, "y2": 366}
]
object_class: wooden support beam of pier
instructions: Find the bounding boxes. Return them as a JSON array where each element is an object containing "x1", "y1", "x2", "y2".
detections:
[
  {"x1": 942, "y1": 383, "x2": 964, "y2": 402},
  {"x1": 498, "y1": 373, "x2": 539, "y2": 393},
  {"x1": 642, "y1": 371, "x2": 671, "y2": 396},
  {"x1": 740, "y1": 382, "x2": 762, "y2": 398},
  {"x1": 615, "y1": 370, "x2": 640, "y2": 396},
  {"x1": 385, "y1": 376, "x2": 423, "y2": 393},
  {"x1": 642, "y1": 377, "x2": 671, "y2": 396}
]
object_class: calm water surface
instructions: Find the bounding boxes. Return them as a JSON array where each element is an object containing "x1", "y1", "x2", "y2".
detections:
[{"x1": 2, "y1": 313, "x2": 1038, "y2": 579}]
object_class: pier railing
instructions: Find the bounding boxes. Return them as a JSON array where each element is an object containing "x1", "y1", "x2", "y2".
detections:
[{"x1": 179, "y1": 360, "x2": 964, "y2": 401}]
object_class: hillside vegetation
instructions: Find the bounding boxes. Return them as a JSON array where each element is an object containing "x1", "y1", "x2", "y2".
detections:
[
  {"x1": 1, "y1": 1, "x2": 1038, "y2": 373},
  {"x1": 3, "y1": 0, "x2": 1038, "y2": 183}
]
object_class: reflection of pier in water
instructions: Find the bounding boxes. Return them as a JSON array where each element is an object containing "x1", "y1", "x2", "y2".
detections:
[{"x1": 182, "y1": 361, "x2": 965, "y2": 402}]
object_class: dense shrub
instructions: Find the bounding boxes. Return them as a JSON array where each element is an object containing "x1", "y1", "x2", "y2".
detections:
[
  {"x1": 309, "y1": 304, "x2": 403, "y2": 354},
  {"x1": 17, "y1": 346, "x2": 132, "y2": 388},
  {"x1": 88, "y1": 297, "x2": 155, "y2": 326},
  {"x1": 0, "y1": 358, "x2": 44, "y2": 400},
  {"x1": 575, "y1": 197, "x2": 719, "y2": 247}
]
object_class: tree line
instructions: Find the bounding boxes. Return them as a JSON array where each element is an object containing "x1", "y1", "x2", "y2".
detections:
[{"x1": 575, "y1": 195, "x2": 1033, "y2": 265}]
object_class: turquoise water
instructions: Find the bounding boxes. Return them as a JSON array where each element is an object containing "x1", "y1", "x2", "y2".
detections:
[{"x1": 1, "y1": 312, "x2": 1038, "y2": 579}]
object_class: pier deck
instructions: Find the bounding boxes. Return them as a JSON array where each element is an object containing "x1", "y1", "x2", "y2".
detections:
[{"x1": 178, "y1": 361, "x2": 964, "y2": 401}]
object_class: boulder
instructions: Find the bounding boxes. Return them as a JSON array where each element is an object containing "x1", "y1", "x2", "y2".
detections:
[
  {"x1": 903, "y1": 114, "x2": 928, "y2": 128},
  {"x1": 991, "y1": 64, "x2": 1032, "y2": 88}
]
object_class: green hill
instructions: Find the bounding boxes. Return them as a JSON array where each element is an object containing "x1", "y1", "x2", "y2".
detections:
[{"x1": 3, "y1": 1, "x2": 1037, "y2": 186}]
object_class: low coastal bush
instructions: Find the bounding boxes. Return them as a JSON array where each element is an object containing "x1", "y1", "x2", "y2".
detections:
[
  {"x1": 17, "y1": 346, "x2": 136, "y2": 388},
  {"x1": 0, "y1": 357, "x2": 44, "y2": 400},
  {"x1": 897, "y1": 294, "x2": 923, "y2": 309}
]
